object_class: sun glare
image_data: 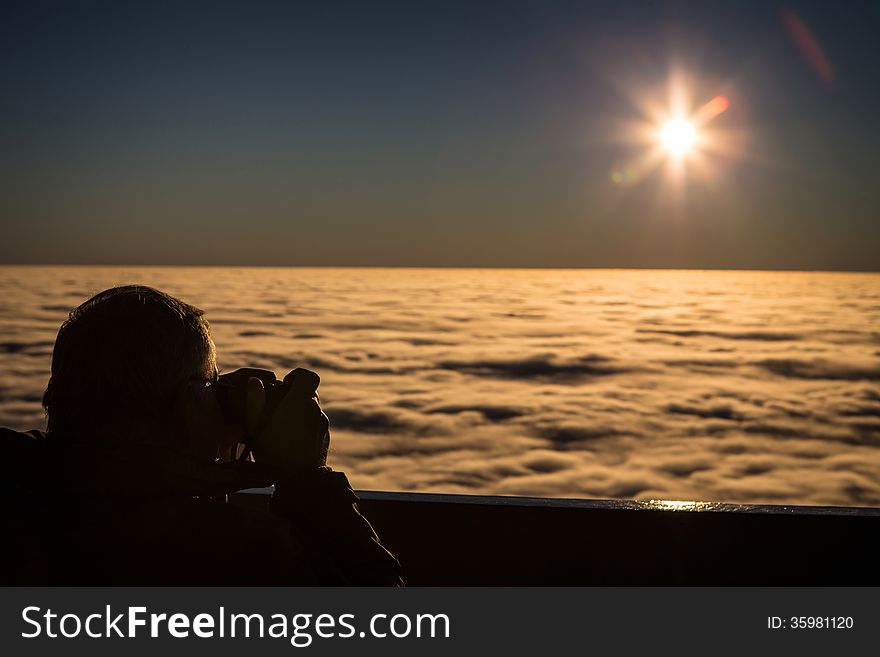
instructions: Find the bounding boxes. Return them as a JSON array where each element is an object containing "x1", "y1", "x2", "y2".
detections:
[
  {"x1": 609, "y1": 78, "x2": 737, "y2": 191},
  {"x1": 660, "y1": 119, "x2": 696, "y2": 155}
]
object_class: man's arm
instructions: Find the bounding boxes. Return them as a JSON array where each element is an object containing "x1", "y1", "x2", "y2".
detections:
[
  {"x1": 241, "y1": 369, "x2": 403, "y2": 586},
  {"x1": 269, "y1": 469, "x2": 403, "y2": 586}
]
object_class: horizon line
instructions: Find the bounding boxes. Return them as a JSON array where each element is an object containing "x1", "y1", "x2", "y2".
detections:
[{"x1": 0, "y1": 263, "x2": 878, "y2": 274}]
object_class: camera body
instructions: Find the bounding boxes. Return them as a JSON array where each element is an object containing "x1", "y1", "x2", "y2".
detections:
[{"x1": 214, "y1": 367, "x2": 321, "y2": 443}]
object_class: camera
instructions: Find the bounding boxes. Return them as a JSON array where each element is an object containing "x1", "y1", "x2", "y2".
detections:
[{"x1": 213, "y1": 366, "x2": 322, "y2": 443}]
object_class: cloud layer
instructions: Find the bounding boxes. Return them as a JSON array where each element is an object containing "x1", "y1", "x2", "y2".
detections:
[{"x1": 1, "y1": 266, "x2": 878, "y2": 507}]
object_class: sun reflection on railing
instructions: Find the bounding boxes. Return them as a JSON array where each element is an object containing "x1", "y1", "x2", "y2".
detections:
[{"x1": 646, "y1": 500, "x2": 721, "y2": 512}]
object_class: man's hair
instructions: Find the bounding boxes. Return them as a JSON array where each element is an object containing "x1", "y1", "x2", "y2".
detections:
[{"x1": 43, "y1": 285, "x2": 214, "y2": 438}]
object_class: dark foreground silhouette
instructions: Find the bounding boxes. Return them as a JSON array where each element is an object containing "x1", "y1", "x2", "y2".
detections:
[
  {"x1": 2, "y1": 427, "x2": 402, "y2": 585},
  {"x1": 0, "y1": 285, "x2": 401, "y2": 585}
]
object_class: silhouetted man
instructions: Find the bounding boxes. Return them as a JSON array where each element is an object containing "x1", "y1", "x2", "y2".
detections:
[{"x1": 0, "y1": 285, "x2": 402, "y2": 585}]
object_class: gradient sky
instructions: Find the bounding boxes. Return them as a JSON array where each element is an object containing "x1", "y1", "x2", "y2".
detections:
[{"x1": 1, "y1": 0, "x2": 879, "y2": 269}]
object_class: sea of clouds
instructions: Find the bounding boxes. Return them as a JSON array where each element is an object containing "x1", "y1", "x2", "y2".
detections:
[{"x1": 1, "y1": 266, "x2": 878, "y2": 506}]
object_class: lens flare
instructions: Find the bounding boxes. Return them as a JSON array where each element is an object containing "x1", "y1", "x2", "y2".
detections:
[
  {"x1": 781, "y1": 9, "x2": 835, "y2": 90},
  {"x1": 694, "y1": 95, "x2": 730, "y2": 125}
]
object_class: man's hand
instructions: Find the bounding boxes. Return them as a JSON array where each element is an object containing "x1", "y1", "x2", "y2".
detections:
[{"x1": 245, "y1": 369, "x2": 331, "y2": 473}]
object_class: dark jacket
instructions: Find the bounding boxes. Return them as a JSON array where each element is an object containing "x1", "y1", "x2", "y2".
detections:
[{"x1": 0, "y1": 427, "x2": 402, "y2": 586}]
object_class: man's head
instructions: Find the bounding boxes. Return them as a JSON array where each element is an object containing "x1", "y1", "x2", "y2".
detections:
[{"x1": 43, "y1": 285, "x2": 218, "y2": 444}]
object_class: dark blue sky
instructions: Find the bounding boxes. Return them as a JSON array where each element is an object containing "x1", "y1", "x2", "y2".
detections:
[{"x1": 1, "y1": 0, "x2": 879, "y2": 269}]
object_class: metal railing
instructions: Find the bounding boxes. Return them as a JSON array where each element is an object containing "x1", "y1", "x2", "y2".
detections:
[{"x1": 232, "y1": 488, "x2": 880, "y2": 585}]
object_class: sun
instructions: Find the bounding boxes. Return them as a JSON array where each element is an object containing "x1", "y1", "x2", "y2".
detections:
[
  {"x1": 608, "y1": 80, "x2": 735, "y2": 189},
  {"x1": 660, "y1": 119, "x2": 697, "y2": 155}
]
